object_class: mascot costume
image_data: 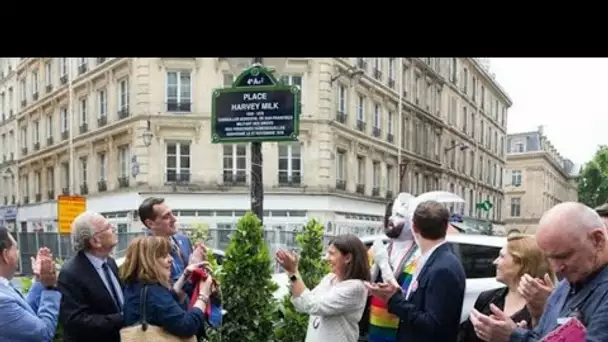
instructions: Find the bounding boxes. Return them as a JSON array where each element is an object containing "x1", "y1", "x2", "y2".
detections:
[{"x1": 363, "y1": 191, "x2": 464, "y2": 342}]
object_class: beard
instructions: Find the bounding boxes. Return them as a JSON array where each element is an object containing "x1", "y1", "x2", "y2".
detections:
[{"x1": 385, "y1": 224, "x2": 403, "y2": 239}]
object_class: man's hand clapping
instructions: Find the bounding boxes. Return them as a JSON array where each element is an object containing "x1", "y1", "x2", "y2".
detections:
[
  {"x1": 39, "y1": 257, "x2": 57, "y2": 288},
  {"x1": 32, "y1": 247, "x2": 53, "y2": 281}
]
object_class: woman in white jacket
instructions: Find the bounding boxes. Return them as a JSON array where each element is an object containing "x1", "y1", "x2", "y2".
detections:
[{"x1": 276, "y1": 234, "x2": 370, "y2": 342}]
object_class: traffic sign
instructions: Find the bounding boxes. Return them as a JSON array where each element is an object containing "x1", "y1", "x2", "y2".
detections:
[
  {"x1": 211, "y1": 65, "x2": 301, "y2": 143},
  {"x1": 57, "y1": 195, "x2": 86, "y2": 235}
]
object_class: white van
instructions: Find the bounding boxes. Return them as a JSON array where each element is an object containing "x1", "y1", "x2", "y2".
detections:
[{"x1": 271, "y1": 233, "x2": 506, "y2": 323}]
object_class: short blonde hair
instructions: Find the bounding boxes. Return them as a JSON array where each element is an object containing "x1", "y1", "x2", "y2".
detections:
[
  {"x1": 507, "y1": 234, "x2": 554, "y2": 280},
  {"x1": 119, "y1": 236, "x2": 172, "y2": 288}
]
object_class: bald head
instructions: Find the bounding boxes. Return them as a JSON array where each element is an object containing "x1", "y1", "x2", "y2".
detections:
[
  {"x1": 537, "y1": 202, "x2": 607, "y2": 283},
  {"x1": 538, "y1": 202, "x2": 605, "y2": 237}
]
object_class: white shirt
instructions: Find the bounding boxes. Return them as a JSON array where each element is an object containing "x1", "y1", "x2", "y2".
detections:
[
  {"x1": 405, "y1": 240, "x2": 447, "y2": 300},
  {"x1": 291, "y1": 273, "x2": 367, "y2": 342}
]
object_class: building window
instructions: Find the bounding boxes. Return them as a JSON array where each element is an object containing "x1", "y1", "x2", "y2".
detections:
[
  {"x1": 222, "y1": 144, "x2": 246, "y2": 183},
  {"x1": 60, "y1": 58, "x2": 68, "y2": 77},
  {"x1": 278, "y1": 143, "x2": 301, "y2": 184},
  {"x1": 514, "y1": 142, "x2": 524, "y2": 153},
  {"x1": 118, "y1": 145, "x2": 130, "y2": 178},
  {"x1": 372, "y1": 162, "x2": 380, "y2": 189},
  {"x1": 20, "y1": 127, "x2": 27, "y2": 149},
  {"x1": 388, "y1": 58, "x2": 395, "y2": 84},
  {"x1": 33, "y1": 121, "x2": 39, "y2": 144},
  {"x1": 47, "y1": 167, "x2": 54, "y2": 193},
  {"x1": 373, "y1": 103, "x2": 381, "y2": 129},
  {"x1": 166, "y1": 142, "x2": 191, "y2": 182},
  {"x1": 80, "y1": 97, "x2": 87, "y2": 124},
  {"x1": 166, "y1": 71, "x2": 192, "y2": 112},
  {"x1": 280, "y1": 75, "x2": 302, "y2": 90},
  {"x1": 61, "y1": 162, "x2": 69, "y2": 191},
  {"x1": 356, "y1": 95, "x2": 365, "y2": 121},
  {"x1": 32, "y1": 71, "x2": 39, "y2": 95},
  {"x1": 35, "y1": 172, "x2": 41, "y2": 196},
  {"x1": 387, "y1": 111, "x2": 394, "y2": 136},
  {"x1": 117, "y1": 78, "x2": 129, "y2": 111},
  {"x1": 45, "y1": 61, "x2": 52, "y2": 86},
  {"x1": 99, "y1": 153, "x2": 106, "y2": 181},
  {"x1": 336, "y1": 150, "x2": 346, "y2": 182},
  {"x1": 46, "y1": 115, "x2": 53, "y2": 138},
  {"x1": 20, "y1": 79, "x2": 26, "y2": 103},
  {"x1": 338, "y1": 84, "x2": 347, "y2": 114},
  {"x1": 387, "y1": 165, "x2": 394, "y2": 193},
  {"x1": 510, "y1": 197, "x2": 521, "y2": 217},
  {"x1": 60, "y1": 107, "x2": 68, "y2": 133},
  {"x1": 511, "y1": 170, "x2": 522, "y2": 187},
  {"x1": 98, "y1": 89, "x2": 107, "y2": 118},
  {"x1": 357, "y1": 156, "x2": 365, "y2": 185},
  {"x1": 80, "y1": 157, "x2": 88, "y2": 184}
]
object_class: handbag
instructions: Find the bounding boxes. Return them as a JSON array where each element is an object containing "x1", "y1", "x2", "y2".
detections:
[{"x1": 120, "y1": 285, "x2": 197, "y2": 342}]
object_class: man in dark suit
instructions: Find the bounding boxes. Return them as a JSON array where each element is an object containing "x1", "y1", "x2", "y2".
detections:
[
  {"x1": 58, "y1": 212, "x2": 123, "y2": 342},
  {"x1": 366, "y1": 200, "x2": 466, "y2": 342}
]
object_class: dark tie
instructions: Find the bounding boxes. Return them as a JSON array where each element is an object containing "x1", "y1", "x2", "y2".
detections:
[{"x1": 102, "y1": 262, "x2": 122, "y2": 310}]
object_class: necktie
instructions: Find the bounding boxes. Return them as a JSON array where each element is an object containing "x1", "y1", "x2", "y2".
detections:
[{"x1": 102, "y1": 263, "x2": 122, "y2": 310}]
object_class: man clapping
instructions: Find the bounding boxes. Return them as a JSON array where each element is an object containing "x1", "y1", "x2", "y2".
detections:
[{"x1": 0, "y1": 227, "x2": 61, "y2": 342}]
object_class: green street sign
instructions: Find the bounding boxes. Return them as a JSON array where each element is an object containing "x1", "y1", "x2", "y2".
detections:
[{"x1": 211, "y1": 65, "x2": 301, "y2": 144}]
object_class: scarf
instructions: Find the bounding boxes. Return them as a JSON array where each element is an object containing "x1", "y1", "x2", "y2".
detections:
[
  {"x1": 187, "y1": 268, "x2": 223, "y2": 328},
  {"x1": 368, "y1": 245, "x2": 419, "y2": 342}
]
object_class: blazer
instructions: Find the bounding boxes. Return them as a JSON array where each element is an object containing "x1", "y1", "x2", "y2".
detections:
[
  {"x1": 387, "y1": 243, "x2": 466, "y2": 342},
  {"x1": 123, "y1": 281, "x2": 206, "y2": 338},
  {"x1": 509, "y1": 264, "x2": 608, "y2": 341},
  {"x1": 0, "y1": 278, "x2": 62, "y2": 342},
  {"x1": 58, "y1": 251, "x2": 124, "y2": 342},
  {"x1": 458, "y1": 287, "x2": 531, "y2": 342}
]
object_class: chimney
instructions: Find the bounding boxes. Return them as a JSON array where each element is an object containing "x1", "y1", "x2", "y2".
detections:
[{"x1": 538, "y1": 125, "x2": 544, "y2": 135}]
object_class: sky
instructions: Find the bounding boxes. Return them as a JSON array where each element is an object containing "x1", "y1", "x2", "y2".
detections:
[{"x1": 488, "y1": 58, "x2": 608, "y2": 165}]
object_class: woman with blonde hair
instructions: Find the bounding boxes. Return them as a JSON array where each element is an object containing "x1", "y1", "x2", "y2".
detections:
[
  {"x1": 459, "y1": 233, "x2": 555, "y2": 342},
  {"x1": 120, "y1": 236, "x2": 212, "y2": 340}
]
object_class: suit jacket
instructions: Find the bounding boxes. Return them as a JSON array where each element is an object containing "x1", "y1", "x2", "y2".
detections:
[
  {"x1": 509, "y1": 264, "x2": 608, "y2": 341},
  {"x1": 58, "y1": 251, "x2": 124, "y2": 342},
  {"x1": 0, "y1": 278, "x2": 62, "y2": 342},
  {"x1": 387, "y1": 243, "x2": 466, "y2": 342}
]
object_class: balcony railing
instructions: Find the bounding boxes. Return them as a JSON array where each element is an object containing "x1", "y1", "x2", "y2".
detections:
[
  {"x1": 278, "y1": 173, "x2": 301, "y2": 186},
  {"x1": 356, "y1": 184, "x2": 365, "y2": 194},
  {"x1": 98, "y1": 180, "x2": 107, "y2": 192},
  {"x1": 223, "y1": 172, "x2": 246, "y2": 185},
  {"x1": 47, "y1": 190, "x2": 55, "y2": 200},
  {"x1": 372, "y1": 127, "x2": 381, "y2": 138},
  {"x1": 21, "y1": 147, "x2": 27, "y2": 156},
  {"x1": 61, "y1": 131, "x2": 69, "y2": 140},
  {"x1": 357, "y1": 58, "x2": 367, "y2": 70},
  {"x1": 386, "y1": 190, "x2": 394, "y2": 199},
  {"x1": 79, "y1": 123, "x2": 88, "y2": 134},
  {"x1": 32, "y1": 92, "x2": 39, "y2": 101},
  {"x1": 167, "y1": 101, "x2": 192, "y2": 112},
  {"x1": 372, "y1": 187, "x2": 380, "y2": 197},
  {"x1": 46, "y1": 84, "x2": 53, "y2": 93},
  {"x1": 118, "y1": 106, "x2": 129, "y2": 119},
  {"x1": 33, "y1": 142, "x2": 40, "y2": 151},
  {"x1": 356, "y1": 120, "x2": 366, "y2": 132},
  {"x1": 80, "y1": 184, "x2": 88, "y2": 195},
  {"x1": 62, "y1": 188, "x2": 69, "y2": 195},
  {"x1": 78, "y1": 64, "x2": 88, "y2": 75},
  {"x1": 387, "y1": 133, "x2": 394, "y2": 143},
  {"x1": 336, "y1": 111, "x2": 347, "y2": 124},
  {"x1": 118, "y1": 177, "x2": 129, "y2": 188},
  {"x1": 60, "y1": 75, "x2": 68, "y2": 85},
  {"x1": 47, "y1": 137, "x2": 53, "y2": 146},
  {"x1": 373, "y1": 68, "x2": 382, "y2": 80},
  {"x1": 35, "y1": 193, "x2": 41, "y2": 202},
  {"x1": 166, "y1": 172, "x2": 191, "y2": 183},
  {"x1": 336, "y1": 179, "x2": 346, "y2": 190},
  {"x1": 388, "y1": 78, "x2": 395, "y2": 89},
  {"x1": 98, "y1": 116, "x2": 107, "y2": 127}
]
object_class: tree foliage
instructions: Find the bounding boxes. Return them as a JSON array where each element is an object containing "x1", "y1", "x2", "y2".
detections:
[
  {"x1": 578, "y1": 145, "x2": 608, "y2": 208},
  {"x1": 274, "y1": 219, "x2": 329, "y2": 342},
  {"x1": 207, "y1": 212, "x2": 277, "y2": 342}
]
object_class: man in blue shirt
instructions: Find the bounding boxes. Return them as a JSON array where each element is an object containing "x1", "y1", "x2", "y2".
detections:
[
  {"x1": 470, "y1": 202, "x2": 608, "y2": 342},
  {"x1": 0, "y1": 227, "x2": 61, "y2": 342},
  {"x1": 138, "y1": 197, "x2": 206, "y2": 291}
]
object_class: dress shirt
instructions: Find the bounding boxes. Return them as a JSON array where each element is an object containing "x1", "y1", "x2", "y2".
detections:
[
  {"x1": 85, "y1": 253, "x2": 124, "y2": 306},
  {"x1": 405, "y1": 240, "x2": 447, "y2": 300}
]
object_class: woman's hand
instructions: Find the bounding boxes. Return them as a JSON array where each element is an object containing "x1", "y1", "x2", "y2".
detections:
[
  {"x1": 276, "y1": 249, "x2": 299, "y2": 274},
  {"x1": 185, "y1": 261, "x2": 210, "y2": 275},
  {"x1": 199, "y1": 275, "x2": 214, "y2": 297}
]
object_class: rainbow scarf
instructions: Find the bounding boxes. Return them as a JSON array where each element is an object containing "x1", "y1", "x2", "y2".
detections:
[{"x1": 368, "y1": 247, "x2": 419, "y2": 342}]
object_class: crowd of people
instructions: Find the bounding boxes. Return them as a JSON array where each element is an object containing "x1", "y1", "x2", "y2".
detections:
[{"x1": 0, "y1": 196, "x2": 607, "y2": 342}]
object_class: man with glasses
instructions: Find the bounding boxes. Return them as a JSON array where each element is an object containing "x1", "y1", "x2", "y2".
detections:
[
  {"x1": 58, "y1": 212, "x2": 124, "y2": 342},
  {"x1": 596, "y1": 203, "x2": 608, "y2": 228}
]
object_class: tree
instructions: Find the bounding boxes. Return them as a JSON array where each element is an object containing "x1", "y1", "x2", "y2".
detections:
[
  {"x1": 207, "y1": 212, "x2": 277, "y2": 342},
  {"x1": 274, "y1": 219, "x2": 329, "y2": 342},
  {"x1": 578, "y1": 145, "x2": 608, "y2": 208}
]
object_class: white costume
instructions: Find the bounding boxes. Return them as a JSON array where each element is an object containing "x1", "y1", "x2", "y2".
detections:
[{"x1": 370, "y1": 191, "x2": 465, "y2": 284}]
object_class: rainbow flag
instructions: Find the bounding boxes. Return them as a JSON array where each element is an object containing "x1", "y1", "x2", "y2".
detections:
[{"x1": 368, "y1": 255, "x2": 418, "y2": 342}]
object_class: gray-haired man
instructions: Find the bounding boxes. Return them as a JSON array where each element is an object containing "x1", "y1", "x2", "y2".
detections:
[{"x1": 57, "y1": 212, "x2": 123, "y2": 342}]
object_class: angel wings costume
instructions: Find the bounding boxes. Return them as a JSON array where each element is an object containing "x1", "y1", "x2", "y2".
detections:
[{"x1": 364, "y1": 191, "x2": 464, "y2": 342}]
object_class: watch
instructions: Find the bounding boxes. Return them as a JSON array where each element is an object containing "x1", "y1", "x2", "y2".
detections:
[
  {"x1": 45, "y1": 285, "x2": 58, "y2": 291},
  {"x1": 289, "y1": 273, "x2": 298, "y2": 282}
]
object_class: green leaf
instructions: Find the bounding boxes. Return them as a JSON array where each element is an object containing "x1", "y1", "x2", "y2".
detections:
[{"x1": 578, "y1": 145, "x2": 608, "y2": 208}]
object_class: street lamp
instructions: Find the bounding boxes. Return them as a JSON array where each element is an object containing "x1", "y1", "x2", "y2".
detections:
[
  {"x1": 142, "y1": 120, "x2": 153, "y2": 147},
  {"x1": 329, "y1": 65, "x2": 364, "y2": 84},
  {"x1": 444, "y1": 140, "x2": 469, "y2": 153}
]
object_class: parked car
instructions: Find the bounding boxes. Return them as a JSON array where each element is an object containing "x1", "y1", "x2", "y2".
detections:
[{"x1": 272, "y1": 233, "x2": 506, "y2": 323}]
